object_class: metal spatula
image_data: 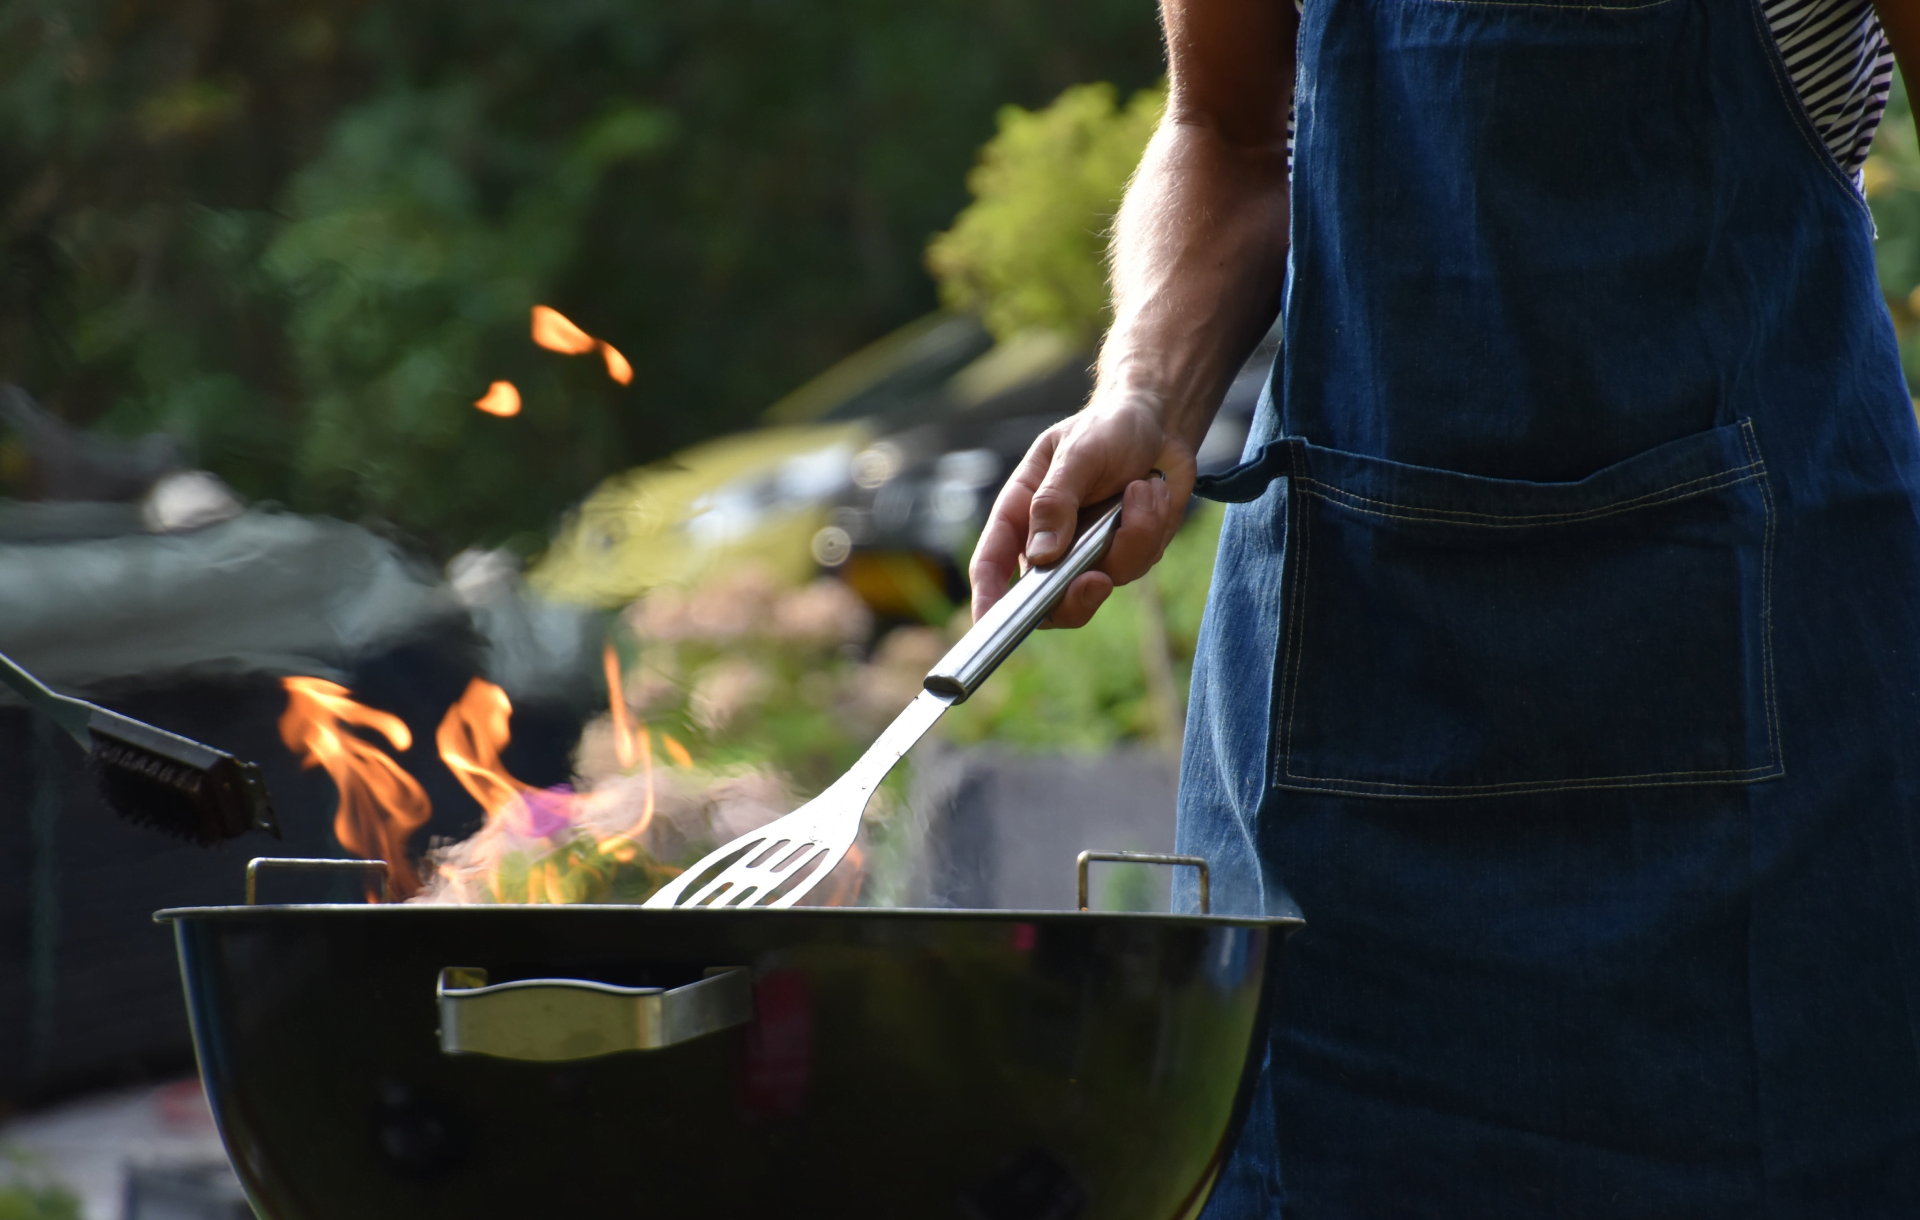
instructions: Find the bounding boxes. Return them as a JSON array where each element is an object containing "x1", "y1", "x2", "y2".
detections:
[{"x1": 645, "y1": 501, "x2": 1124, "y2": 910}]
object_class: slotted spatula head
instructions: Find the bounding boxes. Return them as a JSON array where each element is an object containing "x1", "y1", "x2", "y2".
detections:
[
  {"x1": 645, "y1": 501, "x2": 1124, "y2": 911},
  {"x1": 645, "y1": 690, "x2": 951, "y2": 909}
]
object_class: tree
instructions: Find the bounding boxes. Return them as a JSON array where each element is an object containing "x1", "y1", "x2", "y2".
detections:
[
  {"x1": 0, "y1": 0, "x2": 1167, "y2": 551},
  {"x1": 926, "y1": 81, "x2": 1164, "y2": 348}
]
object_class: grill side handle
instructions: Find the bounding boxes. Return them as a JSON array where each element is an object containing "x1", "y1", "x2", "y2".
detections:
[
  {"x1": 247, "y1": 857, "x2": 390, "y2": 904},
  {"x1": 437, "y1": 967, "x2": 751, "y2": 1061},
  {"x1": 1077, "y1": 850, "x2": 1210, "y2": 914}
]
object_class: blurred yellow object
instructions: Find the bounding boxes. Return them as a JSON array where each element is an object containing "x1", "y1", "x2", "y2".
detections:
[
  {"x1": 530, "y1": 422, "x2": 869, "y2": 608},
  {"x1": 839, "y1": 551, "x2": 954, "y2": 623},
  {"x1": 1863, "y1": 155, "x2": 1896, "y2": 199}
]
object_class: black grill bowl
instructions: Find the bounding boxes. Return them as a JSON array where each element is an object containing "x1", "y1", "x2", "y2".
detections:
[{"x1": 157, "y1": 904, "x2": 1298, "y2": 1220}]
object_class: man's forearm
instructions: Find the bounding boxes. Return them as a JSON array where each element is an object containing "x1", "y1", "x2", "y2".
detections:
[
  {"x1": 1093, "y1": 0, "x2": 1297, "y2": 451},
  {"x1": 966, "y1": 0, "x2": 1298, "y2": 626},
  {"x1": 1097, "y1": 121, "x2": 1291, "y2": 451}
]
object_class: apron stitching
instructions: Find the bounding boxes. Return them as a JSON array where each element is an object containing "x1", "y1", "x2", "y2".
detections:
[
  {"x1": 1738, "y1": 419, "x2": 1785, "y2": 774},
  {"x1": 1275, "y1": 624, "x2": 1786, "y2": 797},
  {"x1": 1414, "y1": 0, "x2": 1671, "y2": 9},
  {"x1": 1275, "y1": 768, "x2": 1784, "y2": 797},
  {"x1": 1296, "y1": 453, "x2": 1764, "y2": 520},
  {"x1": 1300, "y1": 466, "x2": 1764, "y2": 527},
  {"x1": 1274, "y1": 440, "x2": 1314, "y2": 791}
]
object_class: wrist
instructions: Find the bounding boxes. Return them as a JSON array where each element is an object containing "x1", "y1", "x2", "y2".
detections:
[
  {"x1": 1093, "y1": 324, "x2": 1233, "y2": 450},
  {"x1": 1085, "y1": 372, "x2": 1212, "y2": 457}
]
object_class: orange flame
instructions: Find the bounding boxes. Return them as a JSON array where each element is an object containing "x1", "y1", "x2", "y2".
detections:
[
  {"x1": 596, "y1": 644, "x2": 656, "y2": 852},
  {"x1": 276, "y1": 669, "x2": 864, "y2": 908},
  {"x1": 278, "y1": 677, "x2": 429, "y2": 898},
  {"x1": 603, "y1": 643, "x2": 634, "y2": 769},
  {"x1": 531, "y1": 305, "x2": 631, "y2": 385},
  {"x1": 812, "y1": 842, "x2": 866, "y2": 908},
  {"x1": 435, "y1": 678, "x2": 532, "y2": 820},
  {"x1": 601, "y1": 342, "x2": 633, "y2": 385},
  {"x1": 531, "y1": 305, "x2": 597, "y2": 355},
  {"x1": 474, "y1": 381, "x2": 521, "y2": 417},
  {"x1": 662, "y1": 732, "x2": 693, "y2": 769}
]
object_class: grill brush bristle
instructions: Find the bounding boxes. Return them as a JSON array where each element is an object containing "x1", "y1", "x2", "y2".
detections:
[{"x1": 2, "y1": 650, "x2": 281, "y2": 844}]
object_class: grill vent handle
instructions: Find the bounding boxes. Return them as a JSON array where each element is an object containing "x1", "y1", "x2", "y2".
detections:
[
  {"x1": 246, "y1": 857, "x2": 391, "y2": 905},
  {"x1": 1077, "y1": 850, "x2": 1210, "y2": 914},
  {"x1": 437, "y1": 967, "x2": 751, "y2": 1062}
]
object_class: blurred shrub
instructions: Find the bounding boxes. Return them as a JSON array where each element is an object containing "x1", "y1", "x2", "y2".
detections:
[
  {"x1": 1867, "y1": 70, "x2": 1920, "y2": 397},
  {"x1": 0, "y1": 0, "x2": 1166, "y2": 548},
  {"x1": 0, "y1": 1152, "x2": 80, "y2": 1220},
  {"x1": 927, "y1": 82, "x2": 1164, "y2": 346}
]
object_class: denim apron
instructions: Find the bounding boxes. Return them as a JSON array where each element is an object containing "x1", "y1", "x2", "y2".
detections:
[{"x1": 1177, "y1": 0, "x2": 1920, "y2": 1212}]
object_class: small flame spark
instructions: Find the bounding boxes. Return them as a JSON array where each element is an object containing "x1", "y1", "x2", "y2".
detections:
[
  {"x1": 531, "y1": 305, "x2": 597, "y2": 355},
  {"x1": 531, "y1": 304, "x2": 632, "y2": 386},
  {"x1": 601, "y1": 343, "x2": 633, "y2": 385},
  {"x1": 278, "y1": 678, "x2": 430, "y2": 898},
  {"x1": 474, "y1": 381, "x2": 522, "y2": 417}
]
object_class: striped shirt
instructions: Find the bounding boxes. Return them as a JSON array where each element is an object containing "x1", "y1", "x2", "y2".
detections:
[
  {"x1": 1763, "y1": 0, "x2": 1894, "y2": 179},
  {"x1": 1289, "y1": 0, "x2": 1893, "y2": 183}
]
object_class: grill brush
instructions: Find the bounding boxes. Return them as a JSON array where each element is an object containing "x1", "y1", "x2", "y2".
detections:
[{"x1": 1, "y1": 649, "x2": 281, "y2": 844}]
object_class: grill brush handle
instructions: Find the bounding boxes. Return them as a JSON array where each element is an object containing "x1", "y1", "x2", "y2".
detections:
[
  {"x1": 437, "y1": 967, "x2": 751, "y2": 1061},
  {"x1": 924, "y1": 500, "x2": 1124, "y2": 702},
  {"x1": 0, "y1": 649, "x2": 94, "y2": 747}
]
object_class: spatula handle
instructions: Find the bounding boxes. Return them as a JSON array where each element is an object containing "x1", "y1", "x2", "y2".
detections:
[{"x1": 924, "y1": 501, "x2": 1124, "y2": 702}]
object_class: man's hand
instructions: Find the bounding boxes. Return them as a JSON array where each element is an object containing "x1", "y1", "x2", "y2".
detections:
[
  {"x1": 966, "y1": 0, "x2": 1299, "y2": 628},
  {"x1": 970, "y1": 398, "x2": 1194, "y2": 629}
]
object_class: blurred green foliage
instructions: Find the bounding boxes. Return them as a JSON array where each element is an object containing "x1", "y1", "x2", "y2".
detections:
[
  {"x1": 0, "y1": 0, "x2": 1166, "y2": 549},
  {"x1": 1867, "y1": 70, "x2": 1920, "y2": 393},
  {"x1": 927, "y1": 81, "x2": 1163, "y2": 346},
  {"x1": 0, "y1": 1184, "x2": 78, "y2": 1220},
  {"x1": 0, "y1": 1152, "x2": 81, "y2": 1220}
]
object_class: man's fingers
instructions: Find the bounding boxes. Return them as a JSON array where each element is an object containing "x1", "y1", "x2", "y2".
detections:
[
  {"x1": 1040, "y1": 571, "x2": 1113, "y2": 630},
  {"x1": 1100, "y1": 431, "x2": 1196, "y2": 588},
  {"x1": 1025, "y1": 421, "x2": 1120, "y2": 565},
  {"x1": 970, "y1": 407, "x2": 1196, "y2": 627},
  {"x1": 1026, "y1": 479, "x2": 1086, "y2": 567},
  {"x1": 1101, "y1": 475, "x2": 1177, "y2": 587},
  {"x1": 970, "y1": 430, "x2": 1057, "y2": 620},
  {"x1": 969, "y1": 511, "x2": 1023, "y2": 622}
]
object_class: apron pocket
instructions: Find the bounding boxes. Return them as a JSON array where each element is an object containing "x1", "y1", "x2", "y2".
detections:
[{"x1": 1274, "y1": 419, "x2": 1779, "y2": 798}]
